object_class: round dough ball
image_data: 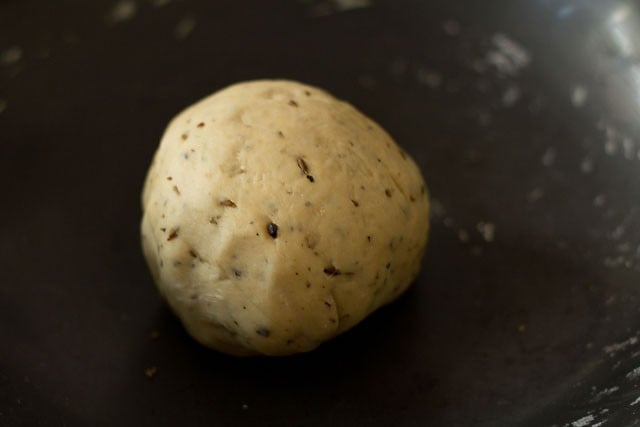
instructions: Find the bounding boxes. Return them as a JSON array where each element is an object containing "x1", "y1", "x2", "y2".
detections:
[{"x1": 141, "y1": 80, "x2": 429, "y2": 356}]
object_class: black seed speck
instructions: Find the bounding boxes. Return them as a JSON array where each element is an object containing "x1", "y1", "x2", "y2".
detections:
[
  {"x1": 233, "y1": 320, "x2": 239, "y2": 326},
  {"x1": 209, "y1": 216, "x2": 218, "y2": 224},
  {"x1": 324, "y1": 265, "x2": 341, "y2": 276},
  {"x1": 256, "y1": 328, "x2": 270, "y2": 337},
  {"x1": 288, "y1": 100, "x2": 299, "y2": 107},
  {"x1": 385, "y1": 188, "x2": 393, "y2": 197},
  {"x1": 410, "y1": 195, "x2": 416, "y2": 202},
  {"x1": 190, "y1": 294, "x2": 199, "y2": 300},
  {"x1": 160, "y1": 227, "x2": 166, "y2": 232},
  {"x1": 386, "y1": 262, "x2": 391, "y2": 269},
  {"x1": 329, "y1": 318, "x2": 336, "y2": 323},
  {"x1": 351, "y1": 199, "x2": 359, "y2": 207},
  {"x1": 367, "y1": 236, "x2": 372, "y2": 242},
  {"x1": 197, "y1": 122, "x2": 204, "y2": 128},
  {"x1": 181, "y1": 133, "x2": 188, "y2": 141},
  {"x1": 324, "y1": 301, "x2": 332, "y2": 308},
  {"x1": 167, "y1": 228, "x2": 179, "y2": 241},
  {"x1": 166, "y1": 176, "x2": 173, "y2": 181},
  {"x1": 267, "y1": 222, "x2": 279, "y2": 238},
  {"x1": 173, "y1": 185, "x2": 181, "y2": 195},
  {"x1": 277, "y1": 130, "x2": 284, "y2": 137},
  {"x1": 233, "y1": 269, "x2": 242, "y2": 277},
  {"x1": 173, "y1": 261, "x2": 182, "y2": 267},
  {"x1": 305, "y1": 281, "x2": 311, "y2": 288},
  {"x1": 306, "y1": 175, "x2": 315, "y2": 183},
  {"x1": 220, "y1": 199, "x2": 237, "y2": 207},
  {"x1": 297, "y1": 157, "x2": 309, "y2": 175},
  {"x1": 189, "y1": 249, "x2": 198, "y2": 258},
  {"x1": 304, "y1": 90, "x2": 311, "y2": 96},
  {"x1": 242, "y1": 306, "x2": 247, "y2": 310}
]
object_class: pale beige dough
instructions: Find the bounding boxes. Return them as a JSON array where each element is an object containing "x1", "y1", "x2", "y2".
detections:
[{"x1": 141, "y1": 80, "x2": 429, "y2": 356}]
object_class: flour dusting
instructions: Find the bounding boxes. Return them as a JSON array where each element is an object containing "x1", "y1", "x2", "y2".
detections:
[
  {"x1": 476, "y1": 222, "x2": 496, "y2": 242},
  {"x1": 572, "y1": 86, "x2": 588, "y2": 107},
  {"x1": 106, "y1": 0, "x2": 137, "y2": 24},
  {"x1": 625, "y1": 366, "x2": 640, "y2": 380},
  {"x1": 1, "y1": 46, "x2": 23, "y2": 66},
  {"x1": 571, "y1": 414, "x2": 594, "y2": 427},
  {"x1": 542, "y1": 147, "x2": 557, "y2": 167},
  {"x1": 174, "y1": 16, "x2": 196, "y2": 39},
  {"x1": 486, "y1": 33, "x2": 531, "y2": 76},
  {"x1": 603, "y1": 336, "x2": 638, "y2": 356}
]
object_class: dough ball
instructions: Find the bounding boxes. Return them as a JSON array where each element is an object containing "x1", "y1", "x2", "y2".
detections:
[{"x1": 140, "y1": 80, "x2": 429, "y2": 356}]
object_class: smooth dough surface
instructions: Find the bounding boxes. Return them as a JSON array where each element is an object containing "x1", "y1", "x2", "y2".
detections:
[{"x1": 141, "y1": 80, "x2": 429, "y2": 356}]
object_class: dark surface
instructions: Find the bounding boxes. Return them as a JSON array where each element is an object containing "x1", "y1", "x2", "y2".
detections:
[{"x1": 2, "y1": 0, "x2": 640, "y2": 426}]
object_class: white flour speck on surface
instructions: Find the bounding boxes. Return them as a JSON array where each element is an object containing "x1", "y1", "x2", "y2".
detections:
[
  {"x1": 310, "y1": 0, "x2": 372, "y2": 17},
  {"x1": 486, "y1": 33, "x2": 531, "y2": 76},
  {"x1": 571, "y1": 415, "x2": 595, "y2": 427},
  {"x1": 622, "y1": 137, "x2": 635, "y2": 159},
  {"x1": 241, "y1": 403, "x2": 249, "y2": 410},
  {"x1": 106, "y1": 0, "x2": 137, "y2": 24},
  {"x1": 557, "y1": 5, "x2": 575, "y2": 18},
  {"x1": 457, "y1": 229, "x2": 470, "y2": 243},
  {"x1": 0, "y1": 98, "x2": 7, "y2": 114},
  {"x1": 542, "y1": 147, "x2": 557, "y2": 167},
  {"x1": 502, "y1": 85, "x2": 521, "y2": 106},
  {"x1": 592, "y1": 386, "x2": 619, "y2": 401},
  {"x1": 617, "y1": 243, "x2": 631, "y2": 253},
  {"x1": 591, "y1": 421, "x2": 605, "y2": 427},
  {"x1": 603, "y1": 336, "x2": 638, "y2": 356},
  {"x1": 626, "y1": 366, "x2": 640, "y2": 380},
  {"x1": 604, "y1": 256, "x2": 631, "y2": 269},
  {"x1": 416, "y1": 67, "x2": 442, "y2": 88},
  {"x1": 594, "y1": 194, "x2": 606, "y2": 207},
  {"x1": 333, "y1": 0, "x2": 372, "y2": 12},
  {"x1": 174, "y1": 16, "x2": 196, "y2": 39},
  {"x1": 442, "y1": 19, "x2": 460, "y2": 36},
  {"x1": 429, "y1": 198, "x2": 446, "y2": 219},
  {"x1": 476, "y1": 222, "x2": 496, "y2": 242},
  {"x1": 604, "y1": 137, "x2": 617, "y2": 156},
  {"x1": 631, "y1": 395, "x2": 640, "y2": 406},
  {"x1": 598, "y1": 121, "x2": 636, "y2": 158},
  {"x1": 580, "y1": 157, "x2": 594, "y2": 174},
  {"x1": 572, "y1": 86, "x2": 588, "y2": 107},
  {"x1": 527, "y1": 187, "x2": 544, "y2": 202},
  {"x1": 611, "y1": 225, "x2": 625, "y2": 240},
  {"x1": 1, "y1": 46, "x2": 23, "y2": 66}
]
